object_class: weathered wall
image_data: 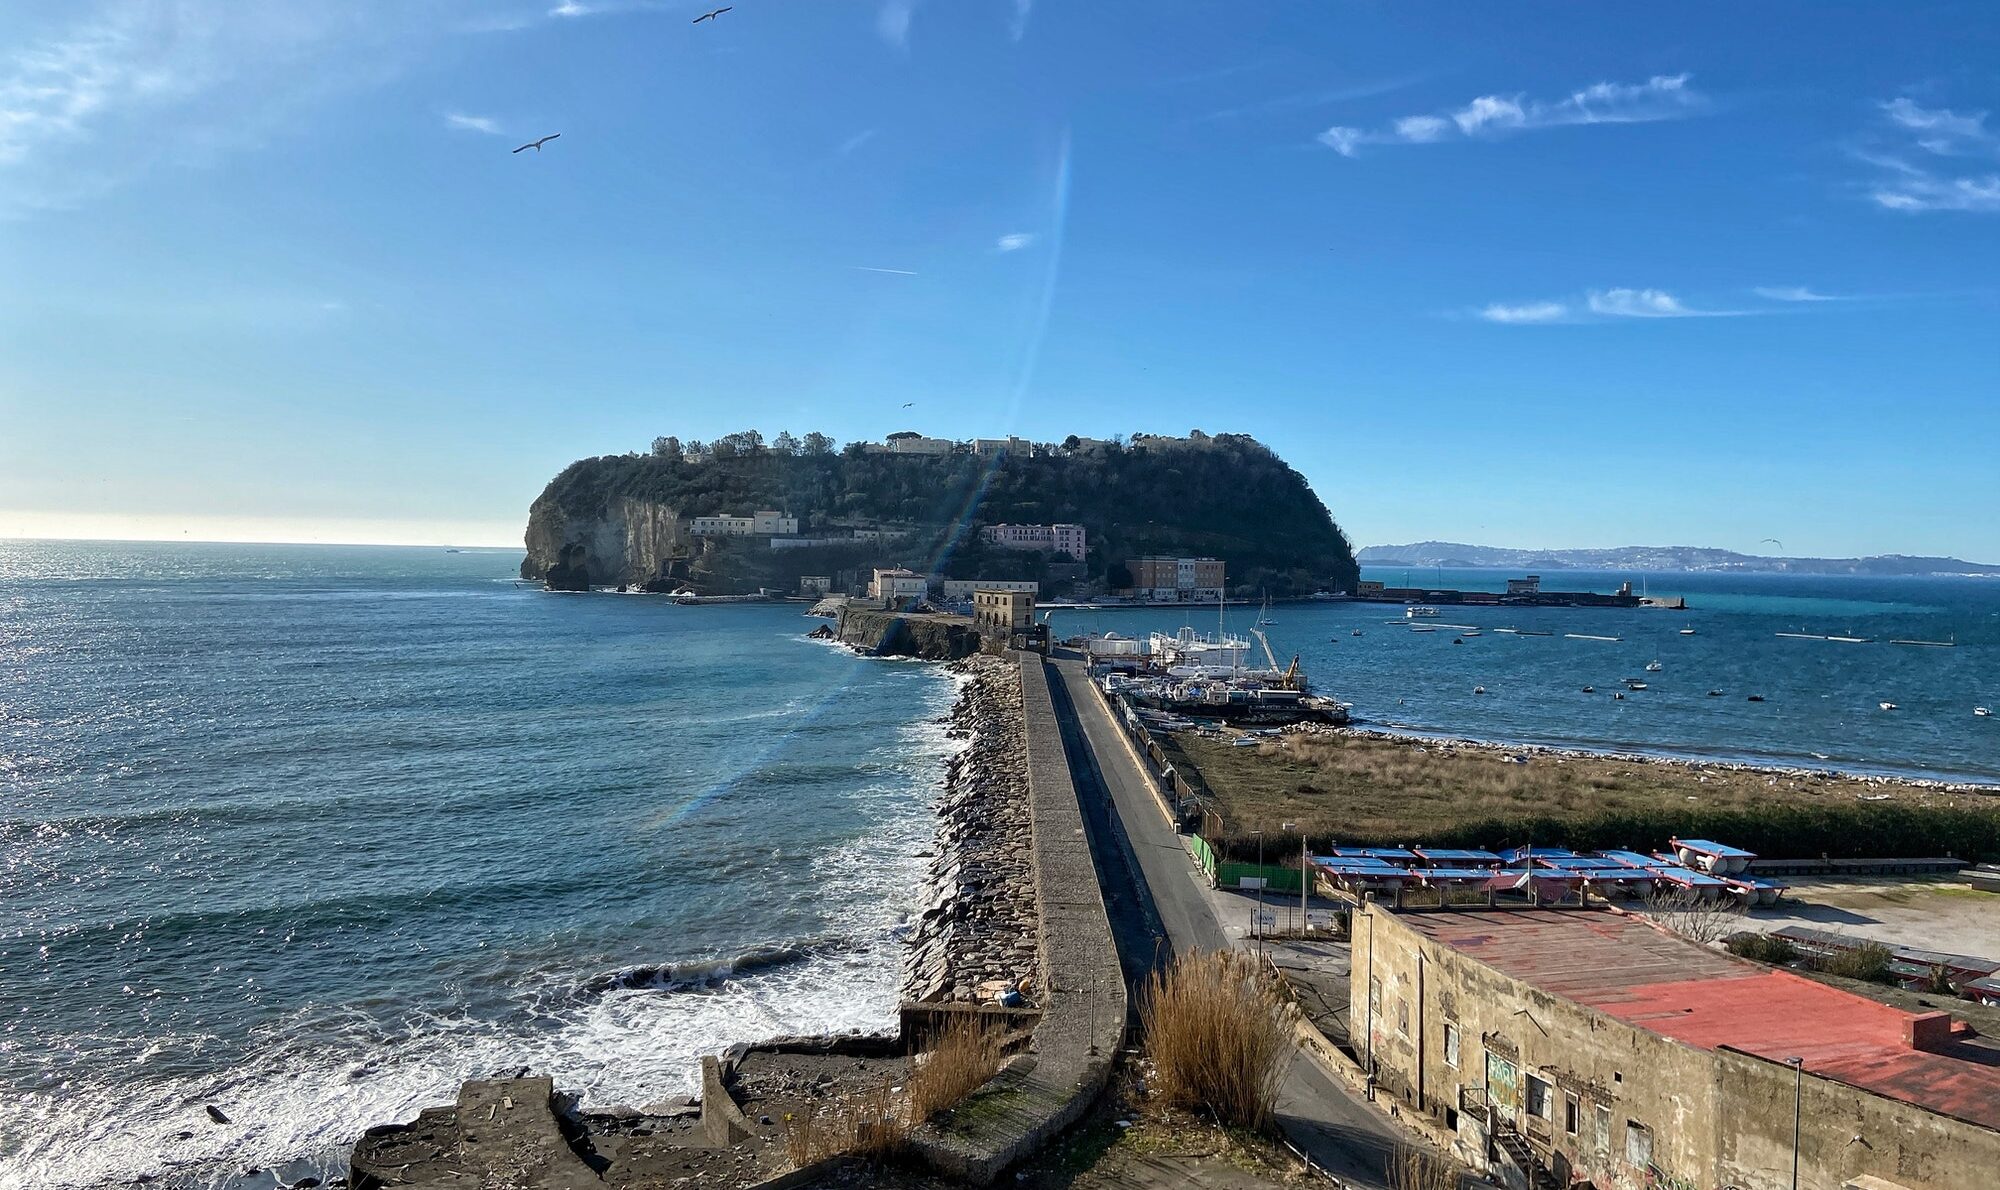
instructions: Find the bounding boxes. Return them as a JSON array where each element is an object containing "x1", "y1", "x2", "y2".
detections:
[{"x1": 1354, "y1": 906, "x2": 2000, "y2": 1190}]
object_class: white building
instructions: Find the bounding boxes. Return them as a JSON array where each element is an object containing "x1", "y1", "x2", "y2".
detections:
[
  {"x1": 884, "y1": 436, "x2": 956, "y2": 455},
  {"x1": 938, "y1": 578, "x2": 1038, "y2": 601},
  {"x1": 799, "y1": 576, "x2": 832, "y2": 596},
  {"x1": 972, "y1": 436, "x2": 1032, "y2": 456},
  {"x1": 690, "y1": 511, "x2": 798, "y2": 537},
  {"x1": 869, "y1": 568, "x2": 929, "y2": 600},
  {"x1": 980, "y1": 523, "x2": 1087, "y2": 561}
]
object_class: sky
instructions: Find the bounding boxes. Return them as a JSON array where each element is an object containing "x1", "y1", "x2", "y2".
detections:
[{"x1": 2, "y1": 1, "x2": 1998, "y2": 559}]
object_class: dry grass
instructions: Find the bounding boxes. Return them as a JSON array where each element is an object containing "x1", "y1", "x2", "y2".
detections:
[
  {"x1": 1389, "y1": 1144, "x2": 1461, "y2": 1190},
  {"x1": 1159, "y1": 728, "x2": 2000, "y2": 857},
  {"x1": 780, "y1": 1017, "x2": 1004, "y2": 1168},
  {"x1": 1140, "y1": 951, "x2": 1293, "y2": 1131},
  {"x1": 780, "y1": 1084, "x2": 908, "y2": 1167},
  {"x1": 907, "y1": 1015, "x2": 1005, "y2": 1122}
]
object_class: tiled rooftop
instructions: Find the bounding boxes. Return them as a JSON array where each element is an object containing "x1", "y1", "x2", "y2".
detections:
[{"x1": 1405, "y1": 909, "x2": 2000, "y2": 1132}]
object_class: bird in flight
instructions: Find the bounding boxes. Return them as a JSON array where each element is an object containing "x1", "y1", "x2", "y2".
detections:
[
  {"x1": 901, "y1": 402, "x2": 914, "y2": 408},
  {"x1": 1761, "y1": 537, "x2": 1785, "y2": 552},
  {"x1": 513, "y1": 134, "x2": 561, "y2": 154},
  {"x1": 693, "y1": 6, "x2": 732, "y2": 22}
]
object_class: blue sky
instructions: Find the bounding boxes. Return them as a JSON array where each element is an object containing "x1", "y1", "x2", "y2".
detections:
[{"x1": 2, "y1": 1, "x2": 1997, "y2": 558}]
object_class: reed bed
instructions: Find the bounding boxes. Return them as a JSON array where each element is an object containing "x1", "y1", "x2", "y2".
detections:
[
  {"x1": 1139, "y1": 952, "x2": 1293, "y2": 1131},
  {"x1": 780, "y1": 1015, "x2": 1005, "y2": 1167}
]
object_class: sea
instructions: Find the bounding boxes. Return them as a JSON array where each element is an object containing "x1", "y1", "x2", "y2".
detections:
[
  {"x1": 0, "y1": 541, "x2": 961, "y2": 1190},
  {"x1": 1056, "y1": 566, "x2": 2000, "y2": 785},
  {"x1": 3, "y1": 546, "x2": 1998, "y2": 1189}
]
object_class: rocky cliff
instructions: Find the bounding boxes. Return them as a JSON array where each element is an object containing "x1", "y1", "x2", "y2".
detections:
[
  {"x1": 523, "y1": 492, "x2": 692, "y2": 590},
  {"x1": 835, "y1": 607, "x2": 981, "y2": 660}
]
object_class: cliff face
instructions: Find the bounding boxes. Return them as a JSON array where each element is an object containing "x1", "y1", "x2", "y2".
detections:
[
  {"x1": 522, "y1": 493, "x2": 690, "y2": 588},
  {"x1": 835, "y1": 607, "x2": 981, "y2": 660}
]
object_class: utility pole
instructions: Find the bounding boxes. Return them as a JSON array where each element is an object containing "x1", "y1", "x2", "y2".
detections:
[
  {"x1": 1789, "y1": 1056, "x2": 1804, "y2": 1190},
  {"x1": 1251, "y1": 828, "x2": 1265, "y2": 945}
]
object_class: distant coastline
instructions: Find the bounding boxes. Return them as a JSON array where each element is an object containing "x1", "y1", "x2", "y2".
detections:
[{"x1": 1360, "y1": 541, "x2": 2000, "y2": 578}]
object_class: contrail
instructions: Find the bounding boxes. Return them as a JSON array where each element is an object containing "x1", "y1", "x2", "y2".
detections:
[{"x1": 853, "y1": 266, "x2": 918, "y2": 276}]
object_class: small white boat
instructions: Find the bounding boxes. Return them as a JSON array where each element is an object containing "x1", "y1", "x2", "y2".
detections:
[
  {"x1": 1624, "y1": 680, "x2": 1649, "y2": 691},
  {"x1": 1230, "y1": 736, "x2": 1261, "y2": 748},
  {"x1": 1406, "y1": 606, "x2": 1440, "y2": 618},
  {"x1": 1680, "y1": 628, "x2": 1696, "y2": 635},
  {"x1": 1473, "y1": 686, "x2": 1487, "y2": 695},
  {"x1": 1975, "y1": 707, "x2": 1991, "y2": 718},
  {"x1": 1879, "y1": 702, "x2": 1898, "y2": 711},
  {"x1": 1410, "y1": 625, "x2": 1437, "y2": 633},
  {"x1": 1644, "y1": 660, "x2": 1663, "y2": 673},
  {"x1": 1351, "y1": 629, "x2": 1363, "y2": 637}
]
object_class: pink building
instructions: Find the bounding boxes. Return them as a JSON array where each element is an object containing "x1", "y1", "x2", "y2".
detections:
[{"x1": 980, "y1": 522, "x2": 1087, "y2": 561}]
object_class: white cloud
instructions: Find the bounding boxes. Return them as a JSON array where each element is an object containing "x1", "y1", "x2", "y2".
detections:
[
  {"x1": 1478, "y1": 301, "x2": 1568, "y2": 324},
  {"x1": 1008, "y1": 0, "x2": 1033, "y2": 41},
  {"x1": 549, "y1": 1, "x2": 594, "y2": 17},
  {"x1": 1858, "y1": 97, "x2": 2000, "y2": 214},
  {"x1": 444, "y1": 112, "x2": 503, "y2": 136},
  {"x1": 1322, "y1": 73, "x2": 1705, "y2": 157},
  {"x1": 996, "y1": 232, "x2": 1036, "y2": 252},
  {"x1": 1753, "y1": 285, "x2": 1840, "y2": 302},
  {"x1": 877, "y1": 0, "x2": 918, "y2": 47},
  {"x1": 1393, "y1": 115, "x2": 1451, "y2": 143},
  {"x1": 837, "y1": 129, "x2": 877, "y2": 156},
  {"x1": 1587, "y1": 287, "x2": 1747, "y2": 318},
  {"x1": 1317, "y1": 125, "x2": 1365, "y2": 157}
]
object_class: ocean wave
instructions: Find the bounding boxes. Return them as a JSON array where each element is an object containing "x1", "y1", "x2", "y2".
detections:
[{"x1": 576, "y1": 938, "x2": 856, "y2": 996}]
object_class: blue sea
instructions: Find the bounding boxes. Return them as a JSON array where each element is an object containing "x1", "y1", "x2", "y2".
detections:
[
  {"x1": 0, "y1": 541, "x2": 960, "y2": 1190},
  {"x1": 4, "y1": 547, "x2": 1998, "y2": 1189},
  {"x1": 1053, "y1": 566, "x2": 2000, "y2": 785}
]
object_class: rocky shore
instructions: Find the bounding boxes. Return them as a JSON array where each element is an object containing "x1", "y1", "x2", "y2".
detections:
[{"x1": 902, "y1": 655, "x2": 1041, "y2": 1005}]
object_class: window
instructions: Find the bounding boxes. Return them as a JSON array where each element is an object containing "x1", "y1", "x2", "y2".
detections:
[
  {"x1": 1370, "y1": 977, "x2": 1381, "y2": 1015},
  {"x1": 1443, "y1": 1023, "x2": 1460, "y2": 1068},
  {"x1": 1525, "y1": 1075, "x2": 1552, "y2": 1120},
  {"x1": 1593, "y1": 1105, "x2": 1612, "y2": 1153},
  {"x1": 1626, "y1": 1121, "x2": 1653, "y2": 1167},
  {"x1": 1397, "y1": 997, "x2": 1410, "y2": 1038},
  {"x1": 1564, "y1": 1093, "x2": 1580, "y2": 1136}
]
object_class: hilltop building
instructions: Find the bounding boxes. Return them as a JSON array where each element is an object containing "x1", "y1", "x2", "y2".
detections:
[
  {"x1": 938, "y1": 578, "x2": 1038, "y2": 601},
  {"x1": 980, "y1": 523, "x2": 1087, "y2": 561},
  {"x1": 690, "y1": 511, "x2": 798, "y2": 537},
  {"x1": 1126, "y1": 556, "x2": 1225, "y2": 603},
  {"x1": 1357, "y1": 905, "x2": 2000, "y2": 1190},
  {"x1": 972, "y1": 436, "x2": 1033, "y2": 456}
]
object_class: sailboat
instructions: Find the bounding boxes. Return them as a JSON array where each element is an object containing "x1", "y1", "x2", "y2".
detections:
[
  {"x1": 1645, "y1": 659, "x2": 1663, "y2": 673},
  {"x1": 1256, "y1": 593, "x2": 1276, "y2": 628}
]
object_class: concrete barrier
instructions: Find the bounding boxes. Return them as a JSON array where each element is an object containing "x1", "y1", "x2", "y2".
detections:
[{"x1": 903, "y1": 655, "x2": 1127, "y2": 1184}]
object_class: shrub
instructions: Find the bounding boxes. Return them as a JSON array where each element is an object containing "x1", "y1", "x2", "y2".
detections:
[
  {"x1": 1818, "y1": 942, "x2": 1896, "y2": 985},
  {"x1": 1390, "y1": 1145, "x2": 1461, "y2": 1190},
  {"x1": 1141, "y1": 952, "x2": 1293, "y2": 1130},
  {"x1": 781, "y1": 1084, "x2": 907, "y2": 1167},
  {"x1": 908, "y1": 1015, "x2": 1005, "y2": 1122},
  {"x1": 1726, "y1": 932, "x2": 1799, "y2": 965}
]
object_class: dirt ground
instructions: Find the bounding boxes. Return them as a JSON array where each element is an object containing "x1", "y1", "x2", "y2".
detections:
[{"x1": 1741, "y1": 874, "x2": 2000, "y2": 958}]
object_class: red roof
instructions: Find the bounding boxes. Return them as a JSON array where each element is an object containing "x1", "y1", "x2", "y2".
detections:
[{"x1": 1405, "y1": 909, "x2": 2000, "y2": 1132}]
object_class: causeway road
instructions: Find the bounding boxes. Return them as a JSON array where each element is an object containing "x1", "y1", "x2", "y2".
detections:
[{"x1": 1047, "y1": 656, "x2": 1405, "y2": 1190}]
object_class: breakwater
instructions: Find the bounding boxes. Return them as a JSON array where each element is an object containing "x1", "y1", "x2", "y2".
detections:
[
  {"x1": 835, "y1": 605, "x2": 982, "y2": 660},
  {"x1": 903, "y1": 655, "x2": 1040, "y2": 1004}
]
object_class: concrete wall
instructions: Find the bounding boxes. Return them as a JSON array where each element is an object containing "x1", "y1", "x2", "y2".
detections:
[{"x1": 1354, "y1": 906, "x2": 2000, "y2": 1190}]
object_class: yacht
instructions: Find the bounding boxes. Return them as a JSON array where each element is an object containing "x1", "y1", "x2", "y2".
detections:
[
  {"x1": 1977, "y1": 707, "x2": 1992, "y2": 717},
  {"x1": 1406, "y1": 606, "x2": 1440, "y2": 618},
  {"x1": 1679, "y1": 627, "x2": 1696, "y2": 635},
  {"x1": 1645, "y1": 660, "x2": 1663, "y2": 673},
  {"x1": 1879, "y1": 701, "x2": 1898, "y2": 711}
]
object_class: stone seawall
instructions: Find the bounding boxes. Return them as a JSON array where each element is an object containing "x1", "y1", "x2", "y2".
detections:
[
  {"x1": 903, "y1": 655, "x2": 1039, "y2": 1004},
  {"x1": 903, "y1": 655, "x2": 1127, "y2": 1184}
]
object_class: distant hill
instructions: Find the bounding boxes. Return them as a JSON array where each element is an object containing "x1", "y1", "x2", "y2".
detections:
[
  {"x1": 1358, "y1": 541, "x2": 2000, "y2": 577},
  {"x1": 523, "y1": 432, "x2": 1358, "y2": 595}
]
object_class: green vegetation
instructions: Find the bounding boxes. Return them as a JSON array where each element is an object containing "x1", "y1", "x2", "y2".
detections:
[
  {"x1": 526, "y1": 430, "x2": 1357, "y2": 596},
  {"x1": 1162, "y1": 729, "x2": 2000, "y2": 861},
  {"x1": 1818, "y1": 942, "x2": 1896, "y2": 985},
  {"x1": 1726, "y1": 933, "x2": 1800, "y2": 964}
]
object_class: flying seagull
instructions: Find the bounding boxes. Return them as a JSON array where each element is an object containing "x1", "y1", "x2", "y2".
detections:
[
  {"x1": 1761, "y1": 537, "x2": 1784, "y2": 551},
  {"x1": 693, "y1": 6, "x2": 732, "y2": 21},
  {"x1": 512, "y1": 134, "x2": 560, "y2": 154},
  {"x1": 901, "y1": 402, "x2": 914, "y2": 408}
]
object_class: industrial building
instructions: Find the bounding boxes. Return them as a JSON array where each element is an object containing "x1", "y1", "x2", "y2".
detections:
[{"x1": 1355, "y1": 905, "x2": 2000, "y2": 1190}]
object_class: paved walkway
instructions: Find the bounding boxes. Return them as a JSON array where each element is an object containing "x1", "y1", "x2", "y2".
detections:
[{"x1": 1047, "y1": 657, "x2": 1407, "y2": 1190}]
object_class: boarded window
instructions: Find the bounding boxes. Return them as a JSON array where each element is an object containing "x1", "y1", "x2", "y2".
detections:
[
  {"x1": 1564, "y1": 1093, "x2": 1580, "y2": 1136},
  {"x1": 1526, "y1": 1075, "x2": 1552, "y2": 1120},
  {"x1": 1443, "y1": 1023, "x2": 1460, "y2": 1068},
  {"x1": 1370, "y1": 977, "x2": 1381, "y2": 1015},
  {"x1": 1397, "y1": 998, "x2": 1410, "y2": 1038},
  {"x1": 1593, "y1": 1105, "x2": 1611, "y2": 1152},
  {"x1": 1626, "y1": 1121, "x2": 1653, "y2": 1167}
]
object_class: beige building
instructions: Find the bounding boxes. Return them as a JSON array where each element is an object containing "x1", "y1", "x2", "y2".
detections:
[
  {"x1": 1126, "y1": 556, "x2": 1225, "y2": 602},
  {"x1": 980, "y1": 523, "x2": 1087, "y2": 561},
  {"x1": 867, "y1": 567, "x2": 927, "y2": 601},
  {"x1": 938, "y1": 578, "x2": 1037, "y2": 601},
  {"x1": 1355, "y1": 905, "x2": 2000, "y2": 1190},
  {"x1": 972, "y1": 589, "x2": 1036, "y2": 647},
  {"x1": 690, "y1": 510, "x2": 798, "y2": 537}
]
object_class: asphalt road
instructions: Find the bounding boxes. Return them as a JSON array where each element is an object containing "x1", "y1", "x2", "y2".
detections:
[{"x1": 1047, "y1": 657, "x2": 1405, "y2": 1189}]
